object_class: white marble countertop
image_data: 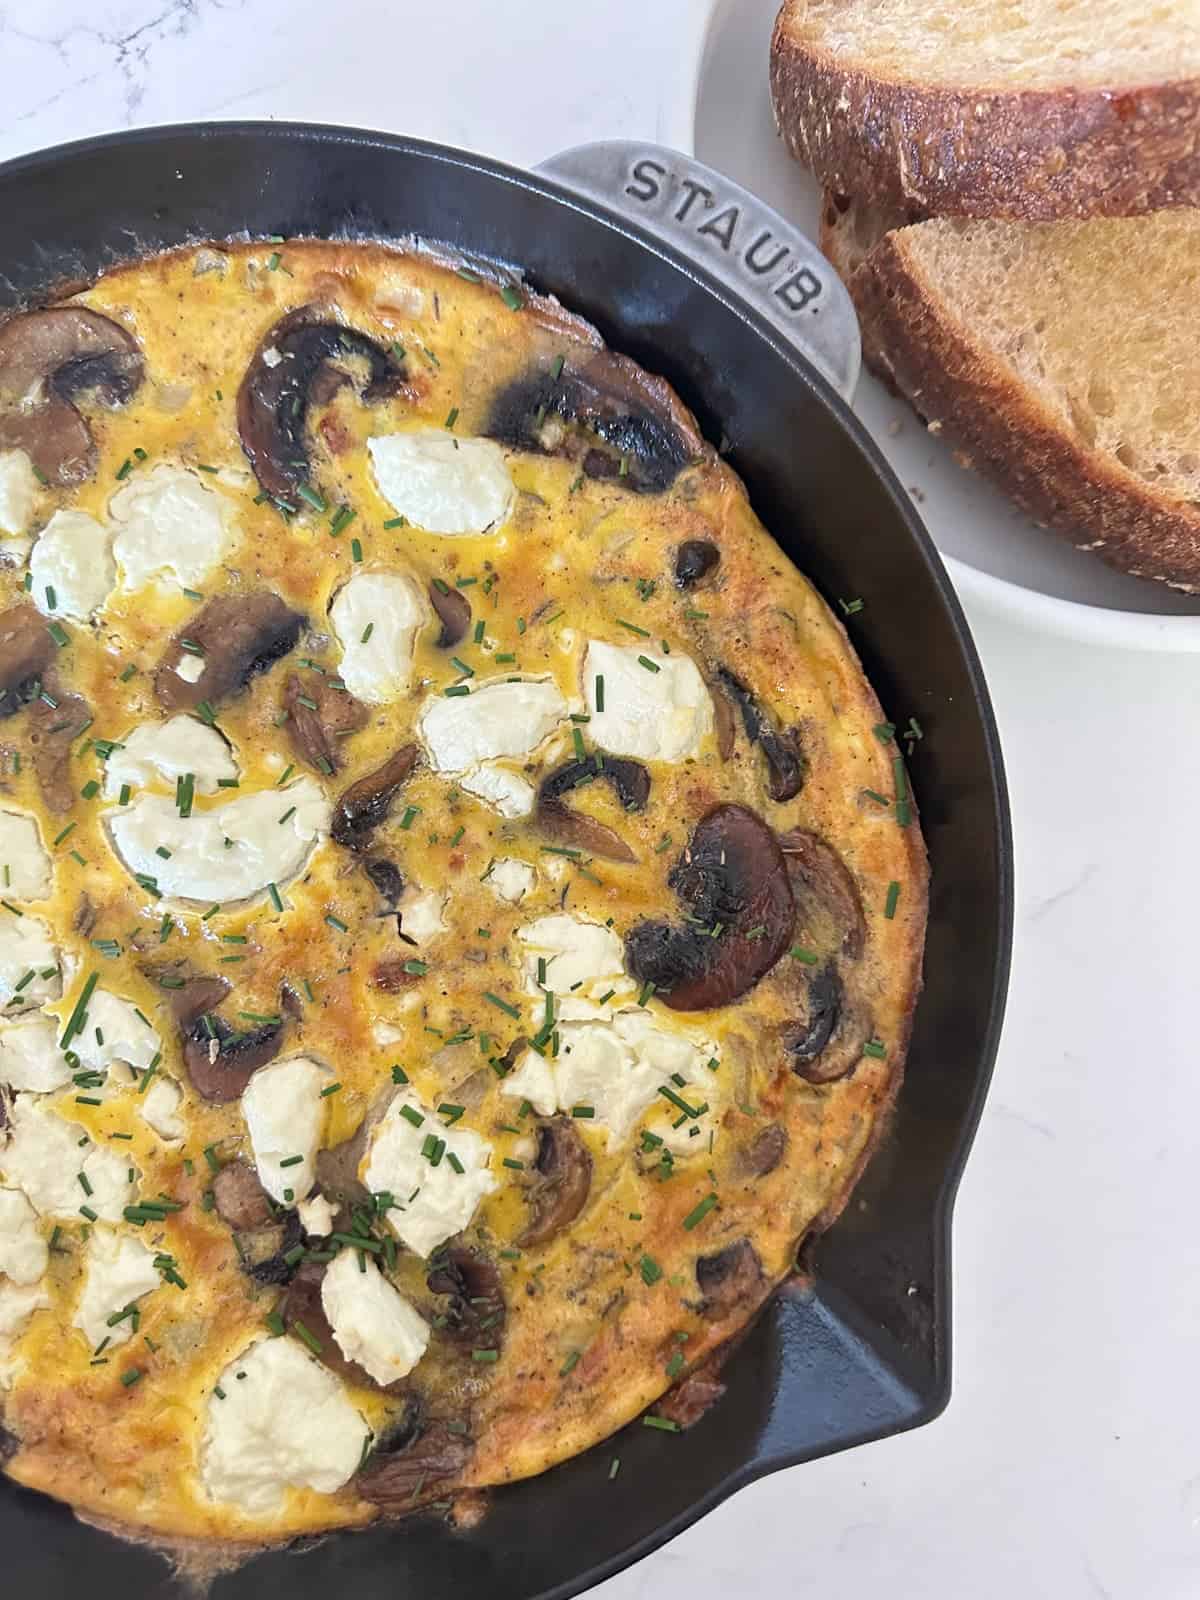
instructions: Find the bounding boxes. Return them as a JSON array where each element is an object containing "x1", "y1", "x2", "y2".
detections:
[{"x1": 0, "y1": 4, "x2": 1195, "y2": 1598}]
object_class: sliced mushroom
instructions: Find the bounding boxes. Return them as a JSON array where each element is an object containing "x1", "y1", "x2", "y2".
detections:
[
  {"x1": 332, "y1": 743, "x2": 419, "y2": 851},
  {"x1": 783, "y1": 965, "x2": 873, "y2": 1086},
  {"x1": 695, "y1": 1238, "x2": 765, "y2": 1318},
  {"x1": 0, "y1": 605, "x2": 55, "y2": 719},
  {"x1": 654, "y1": 1362, "x2": 727, "y2": 1429},
  {"x1": 625, "y1": 804, "x2": 794, "y2": 1011},
  {"x1": 426, "y1": 1246, "x2": 506, "y2": 1349},
  {"x1": 710, "y1": 681, "x2": 736, "y2": 762},
  {"x1": 536, "y1": 756, "x2": 649, "y2": 864},
  {"x1": 674, "y1": 539, "x2": 720, "y2": 588},
  {"x1": 429, "y1": 583, "x2": 471, "y2": 649},
  {"x1": 156, "y1": 591, "x2": 305, "y2": 711},
  {"x1": 0, "y1": 307, "x2": 144, "y2": 485},
  {"x1": 364, "y1": 857, "x2": 405, "y2": 907},
  {"x1": 315, "y1": 1096, "x2": 392, "y2": 1213},
  {"x1": 716, "y1": 667, "x2": 805, "y2": 803},
  {"x1": 164, "y1": 971, "x2": 231, "y2": 1028},
  {"x1": 283, "y1": 670, "x2": 368, "y2": 774},
  {"x1": 778, "y1": 828, "x2": 866, "y2": 960},
  {"x1": 161, "y1": 971, "x2": 280, "y2": 1101},
  {"x1": 212, "y1": 1159, "x2": 274, "y2": 1230},
  {"x1": 356, "y1": 1419, "x2": 473, "y2": 1511},
  {"x1": 486, "y1": 349, "x2": 697, "y2": 494},
  {"x1": 237, "y1": 308, "x2": 406, "y2": 502},
  {"x1": 517, "y1": 1116, "x2": 593, "y2": 1248},
  {"x1": 240, "y1": 1208, "x2": 303, "y2": 1287},
  {"x1": 27, "y1": 688, "x2": 90, "y2": 814},
  {"x1": 734, "y1": 1121, "x2": 787, "y2": 1179}
]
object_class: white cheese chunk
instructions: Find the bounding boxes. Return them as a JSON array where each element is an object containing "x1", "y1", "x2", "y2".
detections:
[
  {"x1": 72, "y1": 1226, "x2": 160, "y2": 1348},
  {"x1": 516, "y1": 913, "x2": 635, "y2": 1014},
  {"x1": 297, "y1": 1192, "x2": 336, "y2": 1237},
  {"x1": 363, "y1": 1091, "x2": 498, "y2": 1258},
  {"x1": 501, "y1": 1021, "x2": 660, "y2": 1147},
  {"x1": 583, "y1": 640, "x2": 713, "y2": 762},
  {"x1": 0, "y1": 809, "x2": 50, "y2": 901},
  {"x1": 0, "y1": 1187, "x2": 47, "y2": 1284},
  {"x1": 0, "y1": 912, "x2": 60, "y2": 1011},
  {"x1": 29, "y1": 509, "x2": 115, "y2": 620},
  {"x1": 0, "y1": 449, "x2": 37, "y2": 553},
  {"x1": 0, "y1": 1279, "x2": 49, "y2": 1352},
  {"x1": 0, "y1": 1015, "x2": 69, "y2": 1092},
  {"x1": 459, "y1": 762, "x2": 536, "y2": 818},
  {"x1": 368, "y1": 429, "x2": 514, "y2": 536},
  {"x1": 70, "y1": 989, "x2": 160, "y2": 1073},
  {"x1": 110, "y1": 464, "x2": 234, "y2": 590},
  {"x1": 102, "y1": 715, "x2": 239, "y2": 800},
  {"x1": 0, "y1": 1097, "x2": 138, "y2": 1220},
  {"x1": 174, "y1": 652, "x2": 206, "y2": 684},
  {"x1": 141, "y1": 1075, "x2": 185, "y2": 1141},
  {"x1": 200, "y1": 1335, "x2": 368, "y2": 1514},
  {"x1": 483, "y1": 857, "x2": 536, "y2": 904},
  {"x1": 399, "y1": 886, "x2": 447, "y2": 945},
  {"x1": 419, "y1": 678, "x2": 567, "y2": 772},
  {"x1": 321, "y1": 1250, "x2": 430, "y2": 1385},
  {"x1": 503, "y1": 1011, "x2": 715, "y2": 1151},
  {"x1": 330, "y1": 570, "x2": 428, "y2": 704},
  {"x1": 241, "y1": 1055, "x2": 328, "y2": 1205},
  {"x1": 108, "y1": 777, "x2": 329, "y2": 904}
]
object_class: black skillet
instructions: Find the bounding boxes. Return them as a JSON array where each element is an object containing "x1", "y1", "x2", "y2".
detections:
[{"x1": 0, "y1": 124, "x2": 1012, "y2": 1599}]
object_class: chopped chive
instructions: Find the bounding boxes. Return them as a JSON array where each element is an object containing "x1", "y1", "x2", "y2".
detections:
[
  {"x1": 350, "y1": 536, "x2": 363, "y2": 563},
  {"x1": 296, "y1": 484, "x2": 327, "y2": 513},
  {"x1": 402, "y1": 959, "x2": 428, "y2": 975},
  {"x1": 640, "y1": 1254, "x2": 662, "y2": 1285},
  {"x1": 636, "y1": 654, "x2": 660, "y2": 673},
  {"x1": 863, "y1": 1039, "x2": 887, "y2": 1059},
  {"x1": 120, "y1": 1367, "x2": 144, "y2": 1387},
  {"x1": 642, "y1": 1415, "x2": 680, "y2": 1433},
  {"x1": 594, "y1": 674, "x2": 605, "y2": 712},
  {"x1": 616, "y1": 618, "x2": 651, "y2": 638},
  {"x1": 445, "y1": 406, "x2": 459, "y2": 430},
  {"x1": 500, "y1": 284, "x2": 524, "y2": 311},
  {"x1": 328, "y1": 505, "x2": 357, "y2": 537},
  {"x1": 884, "y1": 881, "x2": 901, "y2": 919},
  {"x1": 471, "y1": 1348, "x2": 500, "y2": 1363},
  {"x1": 484, "y1": 992, "x2": 520, "y2": 1020},
  {"x1": 268, "y1": 883, "x2": 284, "y2": 912},
  {"x1": 325, "y1": 912, "x2": 348, "y2": 933},
  {"x1": 682, "y1": 1193, "x2": 718, "y2": 1231}
]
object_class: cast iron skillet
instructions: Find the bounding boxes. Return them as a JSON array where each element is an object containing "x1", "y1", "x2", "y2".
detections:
[{"x1": 0, "y1": 123, "x2": 1012, "y2": 1599}]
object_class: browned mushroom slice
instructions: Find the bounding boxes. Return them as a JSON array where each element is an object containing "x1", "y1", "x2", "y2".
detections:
[
  {"x1": 163, "y1": 971, "x2": 231, "y2": 1028},
  {"x1": 27, "y1": 688, "x2": 91, "y2": 814},
  {"x1": 356, "y1": 1419, "x2": 473, "y2": 1511},
  {"x1": 674, "y1": 539, "x2": 720, "y2": 588},
  {"x1": 709, "y1": 680, "x2": 736, "y2": 762},
  {"x1": 516, "y1": 1116, "x2": 593, "y2": 1248},
  {"x1": 625, "y1": 804, "x2": 795, "y2": 1011},
  {"x1": 212, "y1": 1159, "x2": 274, "y2": 1230},
  {"x1": 237, "y1": 307, "x2": 406, "y2": 502},
  {"x1": 716, "y1": 667, "x2": 805, "y2": 803},
  {"x1": 734, "y1": 1121, "x2": 787, "y2": 1179},
  {"x1": 315, "y1": 1095, "x2": 392, "y2": 1212},
  {"x1": 778, "y1": 828, "x2": 867, "y2": 960},
  {"x1": 426, "y1": 1246, "x2": 507, "y2": 1348},
  {"x1": 695, "y1": 1238, "x2": 766, "y2": 1318},
  {"x1": 536, "y1": 756, "x2": 649, "y2": 864},
  {"x1": 283, "y1": 671, "x2": 368, "y2": 774},
  {"x1": 160, "y1": 974, "x2": 282, "y2": 1103},
  {"x1": 783, "y1": 965, "x2": 873, "y2": 1085},
  {"x1": 429, "y1": 582, "x2": 471, "y2": 649},
  {"x1": 0, "y1": 604, "x2": 55, "y2": 719},
  {"x1": 0, "y1": 307, "x2": 143, "y2": 485},
  {"x1": 364, "y1": 857, "x2": 405, "y2": 907},
  {"x1": 486, "y1": 349, "x2": 698, "y2": 493},
  {"x1": 156, "y1": 591, "x2": 304, "y2": 711},
  {"x1": 332, "y1": 743, "x2": 419, "y2": 850},
  {"x1": 240, "y1": 1209, "x2": 303, "y2": 1287}
]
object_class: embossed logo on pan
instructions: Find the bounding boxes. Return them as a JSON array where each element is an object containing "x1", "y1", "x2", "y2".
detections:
[{"x1": 623, "y1": 156, "x2": 823, "y2": 314}]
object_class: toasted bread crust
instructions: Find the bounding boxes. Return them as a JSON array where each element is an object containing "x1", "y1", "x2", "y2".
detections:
[
  {"x1": 770, "y1": 7, "x2": 1200, "y2": 221},
  {"x1": 845, "y1": 228, "x2": 1200, "y2": 589}
]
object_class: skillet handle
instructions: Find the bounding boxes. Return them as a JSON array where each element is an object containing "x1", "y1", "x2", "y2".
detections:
[{"x1": 536, "y1": 141, "x2": 860, "y2": 403}]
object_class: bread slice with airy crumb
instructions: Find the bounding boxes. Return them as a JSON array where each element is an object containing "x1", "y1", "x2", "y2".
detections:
[
  {"x1": 771, "y1": 0, "x2": 1200, "y2": 220},
  {"x1": 822, "y1": 198, "x2": 1200, "y2": 590}
]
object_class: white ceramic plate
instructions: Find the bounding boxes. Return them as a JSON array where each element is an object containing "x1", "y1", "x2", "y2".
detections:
[{"x1": 683, "y1": 0, "x2": 1200, "y2": 652}]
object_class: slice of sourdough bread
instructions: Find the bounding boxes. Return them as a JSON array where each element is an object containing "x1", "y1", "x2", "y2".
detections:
[
  {"x1": 821, "y1": 197, "x2": 1200, "y2": 589},
  {"x1": 771, "y1": 0, "x2": 1200, "y2": 221}
]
